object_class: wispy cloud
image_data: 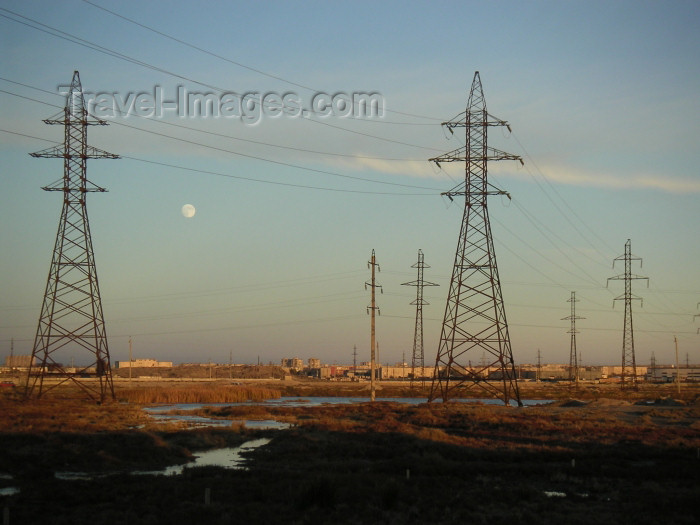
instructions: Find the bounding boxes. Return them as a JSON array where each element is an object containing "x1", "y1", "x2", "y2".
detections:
[
  {"x1": 513, "y1": 162, "x2": 700, "y2": 194},
  {"x1": 336, "y1": 155, "x2": 700, "y2": 195}
]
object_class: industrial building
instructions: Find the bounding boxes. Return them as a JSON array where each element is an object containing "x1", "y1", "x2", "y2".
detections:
[
  {"x1": 115, "y1": 359, "x2": 172, "y2": 368},
  {"x1": 647, "y1": 366, "x2": 700, "y2": 383}
]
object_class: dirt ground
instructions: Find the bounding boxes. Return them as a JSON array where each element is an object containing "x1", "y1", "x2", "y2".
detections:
[{"x1": 1, "y1": 380, "x2": 698, "y2": 524}]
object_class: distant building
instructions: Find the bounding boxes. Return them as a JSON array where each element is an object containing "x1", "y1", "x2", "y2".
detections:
[
  {"x1": 116, "y1": 359, "x2": 172, "y2": 368},
  {"x1": 647, "y1": 366, "x2": 700, "y2": 383},
  {"x1": 4, "y1": 355, "x2": 34, "y2": 368},
  {"x1": 281, "y1": 358, "x2": 304, "y2": 371},
  {"x1": 308, "y1": 358, "x2": 321, "y2": 369}
]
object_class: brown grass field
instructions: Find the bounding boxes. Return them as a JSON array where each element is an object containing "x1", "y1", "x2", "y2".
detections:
[{"x1": 0, "y1": 379, "x2": 699, "y2": 524}]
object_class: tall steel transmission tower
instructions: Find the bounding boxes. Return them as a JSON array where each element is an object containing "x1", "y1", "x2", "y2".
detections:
[
  {"x1": 365, "y1": 250, "x2": 382, "y2": 402},
  {"x1": 607, "y1": 239, "x2": 648, "y2": 390},
  {"x1": 25, "y1": 71, "x2": 118, "y2": 402},
  {"x1": 561, "y1": 292, "x2": 584, "y2": 387},
  {"x1": 428, "y1": 71, "x2": 523, "y2": 406},
  {"x1": 402, "y1": 250, "x2": 438, "y2": 388}
]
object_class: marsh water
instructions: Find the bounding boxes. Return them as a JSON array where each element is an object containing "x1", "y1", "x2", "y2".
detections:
[
  {"x1": 52, "y1": 437, "x2": 272, "y2": 482},
  {"x1": 35, "y1": 396, "x2": 546, "y2": 485},
  {"x1": 144, "y1": 395, "x2": 546, "y2": 427}
]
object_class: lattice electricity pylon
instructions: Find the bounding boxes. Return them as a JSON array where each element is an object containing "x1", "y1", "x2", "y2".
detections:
[
  {"x1": 25, "y1": 71, "x2": 118, "y2": 402},
  {"x1": 607, "y1": 239, "x2": 648, "y2": 390},
  {"x1": 428, "y1": 71, "x2": 523, "y2": 406},
  {"x1": 402, "y1": 250, "x2": 438, "y2": 388},
  {"x1": 561, "y1": 292, "x2": 585, "y2": 387}
]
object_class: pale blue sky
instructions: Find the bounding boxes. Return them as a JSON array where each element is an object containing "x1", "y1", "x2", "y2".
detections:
[{"x1": 1, "y1": 0, "x2": 699, "y2": 367}]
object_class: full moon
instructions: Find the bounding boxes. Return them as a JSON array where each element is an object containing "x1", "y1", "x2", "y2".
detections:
[{"x1": 181, "y1": 204, "x2": 196, "y2": 218}]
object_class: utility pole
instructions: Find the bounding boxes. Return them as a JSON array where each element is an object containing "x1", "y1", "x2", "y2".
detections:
[
  {"x1": 536, "y1": 349, "x2": 541, "y2": 383},
  {"x1": 561, "y1": 292, "x2": 585, "y2": 388},
  {"x1": 402, "y1": 249, "x2": 438, "y2": 389},
  {"x1": 674, "y1": 336, "x2": 680, "y2": 395},
  {"x1": 128, "y1": 336, "x2": 133, "y2": 383},
  {"x1": 607, "y1": 239, "x2": 649, "y2": 390},
  {"x1": 365, "y1": 250, "x2": 382, "y2": 402},
  {"x1": 579, "y1": 351, "x2": 583, "y2": 379},
  {"x1": 650, "y1": 351, "x2": 656, "y2": 382},
  {"x1": 428, "y1": 71, "x2": 523, "y2": 407},
  {"x1": 25, "y1": 71, "x2": 118, "y2": 402}
]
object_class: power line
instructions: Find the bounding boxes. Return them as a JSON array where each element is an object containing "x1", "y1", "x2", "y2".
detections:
[
  {"x1": 0, "y1": 126, "x2": 434, "y2": 196},
  {"x1": 80, "y1": 0, "x2": 444, "y2": 123},
  {"x1": 0, "y1": 76, "x2": 434, "y2": 161},
  {"x1": 0, "y1": 87, "x2": 443, "y2": 193},
  {"x1": 509, "y1": 130, "x2": 618, "y2": 258},
  {"x1": 0, "y1": 8, "x2": 446, "y2": 151}
]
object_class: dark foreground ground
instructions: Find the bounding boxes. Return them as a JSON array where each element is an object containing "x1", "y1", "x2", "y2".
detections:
[{"x1": 1, "y1": 383, "x2": 699, "y2": 524}]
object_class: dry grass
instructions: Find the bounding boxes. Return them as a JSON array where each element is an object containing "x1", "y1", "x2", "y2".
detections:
[
  {"x1": 196, "y1": 397, "x2": 700, "y2": 452},
  {"x1": 0, "y1": 395, "x2": 148, "y2": 433},
  {"x1": 118, "y1": 384, "x2": 281, "y2": 404},
  {"x1": 2, "y1": 381, "x2": 699, "y2": 525},
  {"x1": 0, "y1": 383, "x2": 280, "y2": 432}
]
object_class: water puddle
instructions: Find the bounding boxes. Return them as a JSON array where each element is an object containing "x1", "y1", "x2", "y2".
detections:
[
  {"x1": 134, "y1": 437, "x2": 271, "y2": 476},
  {"x1": 0, "y1": 473, "x2": 19, "y2": 497},
  {"x1": 55, "y1": 471, "x2": 114, "y2": 481},
  {"x1": 544, "y1": 490, "x2": 567, "y2": 498},
  {"x1": 55, "y1": 438, "x2": 271, "y2": 480},
  {"x1": 143, "y1": 409, "x2": 291, "y2": 430},
  {"x1": 231, "y1": 419, "x2": 290, "y2": 430}
]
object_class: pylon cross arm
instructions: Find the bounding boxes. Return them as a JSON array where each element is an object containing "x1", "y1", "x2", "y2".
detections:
[{"x1": 429, "y1": 146, "x2": 522, "y2": 165}]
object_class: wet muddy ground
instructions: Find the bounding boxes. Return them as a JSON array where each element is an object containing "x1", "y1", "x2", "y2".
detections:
[{"x1": 1, "y1": 383, "x2": 699, "y2": 524}]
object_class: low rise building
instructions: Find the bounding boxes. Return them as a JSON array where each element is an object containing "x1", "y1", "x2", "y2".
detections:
[
  {"x1": 281, "y1": 357, "x2": 304, "y2": 371},
  {"x1": 647, "y1": 366, "x2": 700, "y2": 383},
  {"x1": 116, "y1": 359, "x2": 172, "y2": 368},
  {"x1": 4, "y1": 355, "x2": 34, "y2": 368}
]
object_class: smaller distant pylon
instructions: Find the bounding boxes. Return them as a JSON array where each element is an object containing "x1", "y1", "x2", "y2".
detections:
[
  {"x1": 561, "y1": 292, "x2": 584, "y2": 388},
  {"x1": 607, "y1": 239, "x2": 649, "y2": 390},
  {"x1": 402, "y1": 250, "x2": 438, "y2": 388}
]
